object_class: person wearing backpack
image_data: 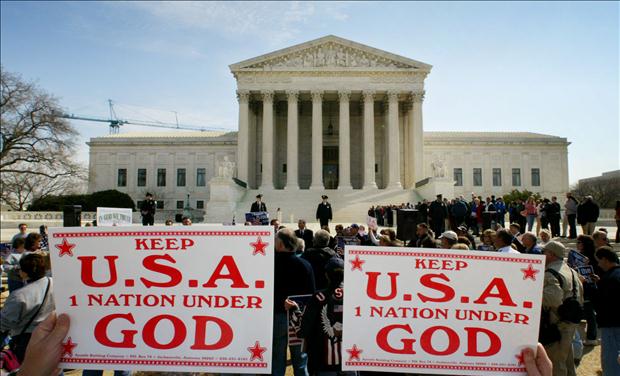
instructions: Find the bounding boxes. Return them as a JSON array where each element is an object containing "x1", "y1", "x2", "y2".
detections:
[{"x1": 541, "y1": 241, "x2": 584, "y2": 376}]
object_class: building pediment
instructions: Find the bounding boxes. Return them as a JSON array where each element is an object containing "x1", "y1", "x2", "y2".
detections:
[{"x1": 230, "y1": 35, "x2": 432, "y2": 73}]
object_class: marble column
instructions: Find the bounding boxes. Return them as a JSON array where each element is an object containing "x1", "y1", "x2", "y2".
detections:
[
  {"x1": 411, "y1": 91, "x2": 425, "y2": 184},
  {"x1": 285, "y1": 91, "x2": 299, "y2": 190},
  {"x1": 261, "y1": 91, "x2": 274, "y2": 190},
  {"x1": 338, "y1": 90, "x2": 352, "y2": 189},
  {"x1": 405, "y1": 101, "x2": 414, "y2": 188},
  {"x1": 310, "y1": 91, "x2": 323, "y2": 190},
  {"x1": 236, "y1": 90, "x2": 250, "y2": 184},
  {"x1": 387, "y1": 91, "x2": 402, "y2": 189},
  {"x1": 362, "y1": 90, "x2": 377, "y2": 189}
]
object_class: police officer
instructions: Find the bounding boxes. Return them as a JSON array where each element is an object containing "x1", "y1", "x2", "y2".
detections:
[
  {"x1": 251, "y1": 194, "x2": 267, "y2": 213},
  {"x1": 140, "y1": 192, "x2": 157, "y2": 226},
  {"x1": 316, "y1": 195, "x2": 333, "y2": 228}
]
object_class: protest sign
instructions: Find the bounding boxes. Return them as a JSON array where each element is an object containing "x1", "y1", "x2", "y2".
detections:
[
  {"x1": 576, "y1": 265, "x2": 596, "y2": 284},
  {"x1": 343, "y1": 246, "x2": 545, "y2": 376},
  {"x1": 49, "y1": 226, "x2": 274, "y2": 373},
  {"x1": 287, "y1": 294, "x2": 312, "y2": 347},
  {"x1": 336, "y1": 236, "x2": 361, "y2": 250},
  {"x1": 567, "y1": 250, "x2": 588, "y2": 268},
  {"x1": 96, "y1": 207, "x2": 133, "y2": 226},
  {"x1": 367, "y1": 216, "x2": 378, "y2": 231},
  {"x1": 246, "y1": 212, "x2": 270, "y2": 226}
]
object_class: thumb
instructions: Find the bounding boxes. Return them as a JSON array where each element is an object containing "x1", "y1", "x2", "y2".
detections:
[
  {"x1": 29, "y1": 312, "x2": 57, "y2": 342},
  {"x1": 522, "y1": 347, "x2": 540, "y2": 376},
  {"x1": 48, "y1": 313, "x2": 71, "y2": 343}
]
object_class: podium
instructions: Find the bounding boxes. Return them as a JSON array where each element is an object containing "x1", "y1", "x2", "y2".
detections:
[
  {"x1": 482, "y1": 211, "x2": 496, "y2": 231},
  {"x1": 397, "y1": 209, "x2": 421, "y2": 242}
]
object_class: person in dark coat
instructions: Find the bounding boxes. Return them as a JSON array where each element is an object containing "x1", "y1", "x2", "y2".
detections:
[
  {"x1": 577, "y1": 196, "x2": 600, "y2": 235},
  {"x1": 273, "y1": 229, "x2": 315, "y2": 376},
  {"x1": 428, "y1": 194, "x2": 448, "y2": 237},
  {"x1": 300, "y1": 229, "x2": 337, "y2": 290},
  {"x1": 548, "y1": 196, "x2": 562, "y2": 237},
  {"x1": 140, "y1": 192, "x2": 156, "y2": 226},
  {"x1": 407, "y1": 223, "x2": 436, "y2": 248},
  {"x1": 417, "y1": 199, "x2": 429, "y2": 223},
  {"x1": 593, "y1": 247, "x2": 620, "y2": 376},
  {"x1": 250, "y1": 194, "x2": 267, "y2": 213},
  {"x1": 298, "y1": 257, "x2": 345, "y2": 375},
  {"x1": 316, "y1": 195, "x2": 333, "y2": 228},
  {"x1": 450, "y1": 198, "x2": 468, "y2": 230},
  {"x1": 294, "y1": 219, "x2": 314, "y2": 251}
]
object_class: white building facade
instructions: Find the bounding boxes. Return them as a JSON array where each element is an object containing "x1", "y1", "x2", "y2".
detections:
[{"x1": 87, "y1": 36, "x2": 570, "y2": 222}]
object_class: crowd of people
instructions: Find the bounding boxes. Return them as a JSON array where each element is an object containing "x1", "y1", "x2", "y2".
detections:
[{"x1": 0, "y1": 192, "x2": 618, "y2": 376}]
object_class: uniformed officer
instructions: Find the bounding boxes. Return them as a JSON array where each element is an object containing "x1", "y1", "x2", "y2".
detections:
[
  {"x1": 140, "y1": 192, "x2": 157, "y2": 226},
  {"x1": 250, "y1": 194, "x2": 267, "y2": 213},
  {"x1": 316, "y1": 195, "x2": 333, "y2": 228}
]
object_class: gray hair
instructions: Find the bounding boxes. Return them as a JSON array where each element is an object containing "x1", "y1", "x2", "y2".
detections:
[
  {"x1": 313, "y1": 229, "x2": 331, "y2": 248},
  {"x1": 296, "y1": 237, "x2": 305, "y2": 252},
  {"x1": 277, "y1": 228, "x2": 298, "y2": 251}
]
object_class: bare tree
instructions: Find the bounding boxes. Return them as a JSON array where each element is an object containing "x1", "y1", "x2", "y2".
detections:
[
  {"x1": 571, "y1": 178, "x2": 620, "y2": 208},
  {"x1": 1, "y1": 66, "x2": 86, "y2": 210},
  {"x1": 1, "y1": 66, "x2": 81, "y2": 178},
  {"x1": 0, "y1": 164, "x2": 87, "y2": 210}
]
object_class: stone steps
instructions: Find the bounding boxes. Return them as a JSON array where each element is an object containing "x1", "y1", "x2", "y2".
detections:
[{"x1": 232, "y1": 188, "x2": 422, "y2": 224}]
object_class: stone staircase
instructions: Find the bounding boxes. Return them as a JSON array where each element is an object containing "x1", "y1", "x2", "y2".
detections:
[{"x1": 231, "y1": 188, "x2": 423, "y2": 224}]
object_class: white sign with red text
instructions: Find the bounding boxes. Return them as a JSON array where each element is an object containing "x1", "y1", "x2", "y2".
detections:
[
  {"x1": 343, "y1": 246, "x2": 544, "y2": 376},
  {"x1": 49, "y1": 226, "x2": 274, "y2": 373}
]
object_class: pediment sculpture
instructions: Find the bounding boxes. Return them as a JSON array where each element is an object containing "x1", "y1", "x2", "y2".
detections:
[{"x1": 245, "y1": 42, "x2": 415, "y2": 70}]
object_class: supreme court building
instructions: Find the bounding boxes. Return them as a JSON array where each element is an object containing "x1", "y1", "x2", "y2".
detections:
[{"x1": 88, "y1": 36, "x2": 570, "y2": 222}]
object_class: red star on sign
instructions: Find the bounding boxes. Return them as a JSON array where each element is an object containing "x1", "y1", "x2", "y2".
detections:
[
  {"x1": 521, "y1": 264, "x2": 539, "y2": 281},
  {"x1": 346, "y1": 344, "x2": 363, "y2": 361},
  {"x1": 515, "y1": 351, "x2": 525, "y2": 365},
  {"x1": 250, "y1": 237, "x2": 269, "y2": 256},
  {"x1": 62, "y1": 337, "x2": 78, "y2": 357},
  {"x1": 55, "y1": 238, "x2": 76, "y2": 257},
  {"x1": 247, "y1": 341, "x2": 267, "y2": 361},
  {"x1": 349, "y1": 255, "x2": 365, "y2": 271}
]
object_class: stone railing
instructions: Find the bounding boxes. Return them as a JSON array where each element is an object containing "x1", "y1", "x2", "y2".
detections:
[
  {"x1": 0, "y1": 211, "x2": 99, "y2": 221},
  {"x1": 0, "y1": 209, "x2": 206, "y2": 225}
]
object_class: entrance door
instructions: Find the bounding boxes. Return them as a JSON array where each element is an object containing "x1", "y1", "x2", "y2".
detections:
[{"x1": 323, "y1": 147, "x2": 339, "y2": 189}]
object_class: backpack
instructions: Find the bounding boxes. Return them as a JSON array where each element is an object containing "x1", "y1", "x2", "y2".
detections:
[{"x1": 546, "y1": 268, "x2": 584, "y2": 324}]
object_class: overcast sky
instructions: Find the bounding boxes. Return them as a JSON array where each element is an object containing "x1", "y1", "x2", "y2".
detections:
[{"x1": 1, "y1": 1, "x2": 618, "y2": 183}]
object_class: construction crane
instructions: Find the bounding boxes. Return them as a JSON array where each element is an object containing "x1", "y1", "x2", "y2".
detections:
[{"x1": 57, "y1": 99, "x2": 229, "y2": 134}]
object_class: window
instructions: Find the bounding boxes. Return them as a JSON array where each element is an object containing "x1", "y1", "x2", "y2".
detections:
[
  {"x1": 177, "y1": 168, "x2": 186, "y2": 187},
  {"x1": 176, "y1": 200, "x2": 184, "y2": 209},
  {"x1": 473, "y1": 168, "x2": 482, "y2": 186},
  {"x1": 282, "y1": 164, "x2": 287, "y2": 173},
  {"x1": 156, "y1": 201, "x2": 164, "y2": 209},
  {"x1": 196, "y1": 168, "x2": 206, "y2": 187},
  {"x1": 531, "y1": 168, "x2": 541, "y2": 186},
  {"x1": 453, "y1": 168, "x2": 463, "y2": 186},
  {"x1": 117, "y1": 169, "x2": 127, "y2": 187},
  {"x1": 157, "y1": 168, "x2": 166, "y2": 187},
  {"x1": 492, "y1": 168, "x2": 502, "y2": 187},
  {"x1": 512, "y1": 168, "x2": 521, "y2": 186},
  {"x1": 137, "y1": 168, "x2": 147, "y2": 187},
  {"x1": 196, "y1": 200, "x2": 204, "y2": 209},
  {"x1": 136, "y1": 200, "x2": 143, "y2": 208}
]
